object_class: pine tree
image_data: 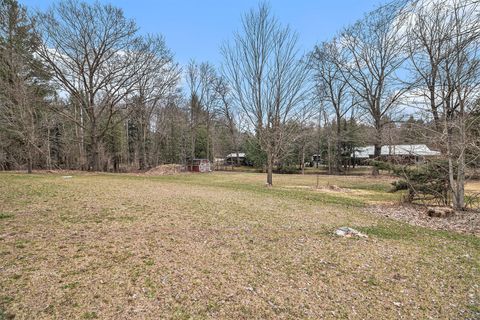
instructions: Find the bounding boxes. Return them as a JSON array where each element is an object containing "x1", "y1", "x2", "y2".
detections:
[{"x1": 0, "y1": 0, "x2": 51, "y2": 173}]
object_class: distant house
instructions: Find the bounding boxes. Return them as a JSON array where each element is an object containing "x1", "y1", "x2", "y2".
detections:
[
  {"x1": 352, "y1": 144, "x2": 441, "y2": 164},
  {"x1": 225, "y1": 152, "x2": 247, "y2": 165}
]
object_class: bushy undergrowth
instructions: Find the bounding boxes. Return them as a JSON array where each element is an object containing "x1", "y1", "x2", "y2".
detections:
[{"x1": 373, "y1": 160, "x2": 450, "y2": 205}]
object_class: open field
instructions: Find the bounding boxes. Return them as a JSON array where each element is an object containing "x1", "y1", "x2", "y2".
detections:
[
  {"x1": 0, "y1": 172, "x2": 479, "y2": 319},
  {"x1": 214, "y1": 165, "x2": 376, "y2": 176}
]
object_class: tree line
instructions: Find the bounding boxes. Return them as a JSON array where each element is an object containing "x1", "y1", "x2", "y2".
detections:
[{"x1": 0, "y1": 0, "x2": 479, "y2": 208}]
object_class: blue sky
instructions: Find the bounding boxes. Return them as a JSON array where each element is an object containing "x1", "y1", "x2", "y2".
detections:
[{"x1": 21, "y1": 0, "x2": 382, "y2": 67}]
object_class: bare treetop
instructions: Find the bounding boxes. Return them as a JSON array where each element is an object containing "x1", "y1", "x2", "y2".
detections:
[{"x1": 222, "y1": 3, "x2": 310, "y2": 186}]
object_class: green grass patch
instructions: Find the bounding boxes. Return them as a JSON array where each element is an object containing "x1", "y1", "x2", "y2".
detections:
[
  {"x1": 0, "y1": 213, "x2": 14, "y2": 220},
  {"x1": 358, "y1": 221, "x2": 480, "y2": 250},
  {"x1": 61, "y1": 282, "x2": 80, "y2": 290},
  {"x1": 14, "y1": 240, "x2": 29, "y2": 249},
  {"x1": 81, "y1": 311, "x2": 98, "y2": 319},
  {"x1": 0, "y1": 296, "x2": 14, "y2": 320},
  {"x1": 358, "y1": 223, "x2": 419, "y2": 241},
  {"x1": 467, "y1": 304, "x2": 480, "y2": 315},
  {"x1": 144, "y1": 258, "x2": 154, "y2": 266}
]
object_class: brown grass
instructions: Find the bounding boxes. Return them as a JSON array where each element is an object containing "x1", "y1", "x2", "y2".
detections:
[
  {"x1": 0, "y1": 172, "x2": 478, "y2": 319},
  {"x1": 467, "y1": 180, "x2": 480, "y2": 193}
]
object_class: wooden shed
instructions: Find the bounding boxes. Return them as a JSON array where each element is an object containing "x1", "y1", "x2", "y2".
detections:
[{"x1": 187, "y1": 159, "x2": 211, "y2": 173}]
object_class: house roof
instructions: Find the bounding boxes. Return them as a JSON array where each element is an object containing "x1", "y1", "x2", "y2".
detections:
[
  {"x1": 353, "y1": 144, "x2": 441, "y2": 158},
  {"x1": 226, "y1": 152, "x2": 246, "y2": 158}
]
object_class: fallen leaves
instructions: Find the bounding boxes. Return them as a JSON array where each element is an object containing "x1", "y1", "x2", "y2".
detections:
[{"x1": 368, "y1": 204, "x2": 480, "y2": 236}]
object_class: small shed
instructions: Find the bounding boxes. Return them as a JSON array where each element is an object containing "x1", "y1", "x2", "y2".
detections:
[{"x1": 187, "y1": 159, "x2": 211, "y2": 173}]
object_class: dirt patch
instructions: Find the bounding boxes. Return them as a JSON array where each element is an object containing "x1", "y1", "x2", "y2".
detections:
[
  {"x1": 283, "y1": 185, "x2": 311, "y2": 189},
  {"x1": 368, "y1": 204, "x2": 480, "y2": 236},
  {"x1": 284, "y1": 184, "x2": 356, "y2": 194},
  {"x1": 145, "y1": 164, "x2": 185, "y2": 175},
  {"x1": 323, "y1": 184, "x2": 351, "y2": 192}
]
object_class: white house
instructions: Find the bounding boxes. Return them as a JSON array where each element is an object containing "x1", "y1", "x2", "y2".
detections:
[{"x1": 352, "y1": 144, "x2": 441, "y2": 163}]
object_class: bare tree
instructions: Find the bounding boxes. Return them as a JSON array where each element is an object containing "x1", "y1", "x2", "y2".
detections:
[
  {"x1": 407, "y1": 0, "x2": 480, "y2": 209},
  {"x1": 186, "y1": 62, "x2": 201, "y2": 168},
  {"x1": 200, "y1": 65, "x2": 220, "y2": 162},
  {"x1": 311, "y1": 40, "x2": 357, "y2": 173},
  {"x1": 339, "y1": 2, "x2": 409, "y2": 174},
  {"x1": 222, "y1": 3, "x2": 310, "y2": 186},
  {"x1": 130, "y1": 35, "x2": 180, "y2": 170},
  {"x1": 37, "y1": 0, "x2": 161, "y2": 171},
  {"x1": 185, "y1": 60, "x2": 218, "y2": 164},
  {"x1": 405, "y1": 0, "x2": 453, "y2": 134},
  {"x1": 439, "y1": 0, "x2": 480, "y2": 210},
  {"x1": 214, "y1": 76, "x2": 242, "y2": 166},
  {"x1": 293, "y1": 116, "x2": 316, "y2": 175},
  {"x1": 151, "y1": 92, "x2": 188, "y2": 165}
]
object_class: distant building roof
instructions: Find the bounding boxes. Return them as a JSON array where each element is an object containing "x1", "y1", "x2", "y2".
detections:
[
  {"x1": 353, "y1": 144, "x2": 441, "y2": 158},
  {"x1": 226, "y1": 152, "x2": 246, "y2": 158}
]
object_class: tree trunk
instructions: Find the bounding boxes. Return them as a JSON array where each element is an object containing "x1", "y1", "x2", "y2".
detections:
[
  {"x1": 46, "y1": 119, "x2": 52, "y2": 170},
  {"x1": 190, "y1": 133, "x2": 195, "y2": 171},
  {"x1": 430, "y1": 93, "x2": 441, "y2": 134},
  {"x1": 301, "y1": 145, "x2": 305, "y2": 175},
  {"x1": 190, "y1": 100, "x2": 196, "y2": 171},
  {"x1": 266, "y1": 152, "x2": 273, "y2": 187},
  {"x1": 113, "y1": 155, "x2": 119, "y2": 173},
  {"x1": 27, "y1": 147, "x2": 32, "y2": 174},
  {"x1": 79, "y1": 106, "x2": 86, "y2": 170},
  {"x1": 454, "y1": 166, "x2": 465, "y2": 210},
  {"x1": 139, "y1": 145, "x2": 146, "y2": 170},
  {"x1": 139, "y1": 123, "x2": 147, "y2": 171},
  {"x1": 90, "y1": 121, "x2": 100, "y2": 171},
  {"x1": 449, "y1": 107, "x2": 466, "y2": 210},
  {"x1": 446, "y1": 120, "x2": 461, "y2": 209},
  {"x1": 335, "y1": 115, "x2": 342, "y2": 173},
  {"x1": 206, "y1": 116, "x2": 211, "y2": 162},
  {"x1": 211, "y1": 142, "x2": 215, "y2": 165},
  {"x1": 125, "y1": 119, "x2": 130, "y2": 168},
  {"x1": 327, "y1": 139, "x2": 332, "y2": 174},
  {"x1": 372, "y1": 143, "x2": 381, "y2": 176},
  {"x1": 206, "y1": 134, "x2": 210, "y2": 162}
]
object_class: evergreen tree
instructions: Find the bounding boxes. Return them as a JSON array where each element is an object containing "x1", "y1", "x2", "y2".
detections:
[{"x1": 0, "y1": 0, "x2": 51, "y2": 173}]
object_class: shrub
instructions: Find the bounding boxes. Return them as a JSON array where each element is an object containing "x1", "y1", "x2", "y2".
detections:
[
  {"x1": 275, "y1": 165, "x2": 300, "y2": 174},
  {"x1": 378, "y1": 160, "x2": 451, "y2": 205}
]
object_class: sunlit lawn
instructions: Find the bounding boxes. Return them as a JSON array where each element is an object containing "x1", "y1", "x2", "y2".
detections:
[{"x1": 0, "y1": 172, "x2": 478, "y2": 319}]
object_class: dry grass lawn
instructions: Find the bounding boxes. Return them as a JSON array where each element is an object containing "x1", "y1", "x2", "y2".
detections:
[{"x1": 0, "y1": 172, "x2": 479, "y2": 319}]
